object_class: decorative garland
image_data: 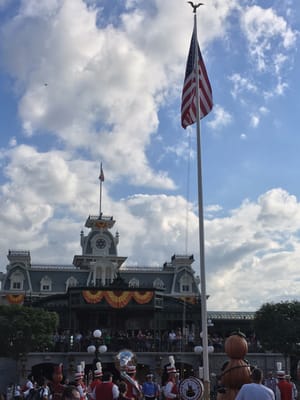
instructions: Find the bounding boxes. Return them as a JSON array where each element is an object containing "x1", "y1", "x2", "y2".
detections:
[
  {"x1": 82, "y1": 290, "x2": 154, "y2": 308},
  {"x1": 180, "y1": 296, "x2": 197, "y2": 304},
  {"x1": 6, "y1": 294, "x2": 24, "y2": 304},
  {"x1": 82, "y1": 290, "x2": 104, "y2": 304}
]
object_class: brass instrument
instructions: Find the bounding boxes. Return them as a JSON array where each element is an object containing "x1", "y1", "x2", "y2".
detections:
[{"x1": 115, "y1": 349, "x2": 142, "y2": 397}]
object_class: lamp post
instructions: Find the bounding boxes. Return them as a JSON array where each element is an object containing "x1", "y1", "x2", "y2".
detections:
[
  {"x1": 87, "y1": 329, "x2": 107, "y2": 371},
  {"x1": 194, "y1": 345, "x2": 214, "y2": 380}
]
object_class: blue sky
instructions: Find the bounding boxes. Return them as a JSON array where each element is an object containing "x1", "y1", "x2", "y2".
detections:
[{"x1": 0, "y1": 0, "x2": 299, "y2": 311}]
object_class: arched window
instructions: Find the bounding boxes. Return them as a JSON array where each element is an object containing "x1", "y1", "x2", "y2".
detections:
[
  {"x1": 10, "y1": 270, "x2": 24, "y2": 290},
  {"x1": 179, "y1": 274, "x2": 192, "y2": 293},
  {"x1": 66, "y1": 276, "x2": 78, "y2": 290},
  {"x1": 40, "y1": 276, "x2": 52, "y2": 291},
  {"x1": 153, "y1": 278, "x2": 165, "y2": 289},
  {"x1": 129, "y1": 278, "x2": 139, "y2": 288}
]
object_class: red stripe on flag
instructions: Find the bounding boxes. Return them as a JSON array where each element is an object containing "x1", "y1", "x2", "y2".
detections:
[{"x1": 181, "y1": 26, "x2": 213, "y2": 129}]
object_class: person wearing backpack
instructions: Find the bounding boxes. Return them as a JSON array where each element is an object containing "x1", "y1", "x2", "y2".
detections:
[{"x1": 39, "y1": 379, "x2": 50, "y2": 400}]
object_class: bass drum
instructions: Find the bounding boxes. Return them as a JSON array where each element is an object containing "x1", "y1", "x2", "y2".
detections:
[{"x1": 179, "y1": 377, "x2": 204, "y2": 400}]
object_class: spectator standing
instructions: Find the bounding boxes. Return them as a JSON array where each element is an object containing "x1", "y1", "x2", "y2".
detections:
[
  {"x1": 264, "y1": 371, "x2": 277, "y2": 395},
  {"x1": 235, "y1": 368, "x2": 274, "y2": 400},
  {"x1": 23, "y1": 375, "x2": 34, "y2": 399}
]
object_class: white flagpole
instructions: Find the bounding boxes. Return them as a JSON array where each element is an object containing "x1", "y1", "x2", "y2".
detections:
[
  {"x1": 99, "y1": 163, "x2": 103, "y2": 216},
  {"x1": 193, "y1": 8, "x2": 210, "y2": 400}
]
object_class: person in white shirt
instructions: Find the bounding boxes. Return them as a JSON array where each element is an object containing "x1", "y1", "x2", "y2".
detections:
[
  {"x1": 236, "y1": 368, "x2": 275, "y2": 400},
  {"x1": 23, "y1": 375, "x2": 34, "y2": 399}
]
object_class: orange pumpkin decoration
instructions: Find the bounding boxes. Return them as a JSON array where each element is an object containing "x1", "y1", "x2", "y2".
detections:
[
  {"x1": 221, "y1": 359, "x2": 251, "y2": 389},
  {"x1": 224, "y1": 332, "x2": 248, "y2": 359}
]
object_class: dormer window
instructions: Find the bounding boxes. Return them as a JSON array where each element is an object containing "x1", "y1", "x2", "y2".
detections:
[
  {"x1": 10, "y1": 270, "x2": 24, "y2": 291},
  {"x1": 66, "y1": 276, "x2": 78, "y2": 290},
  {"x1": 153, "y1": 278, "x2": 165, "y2": 289},
  {"x1": 41, "y1": 276, "x2": 52, "y2": 291},
  {"x1": 129, "y1": 278, "x2": 139, "y2": 288},
  {"x1": 180, "y1": 274, "x2": 192, "y2": 294}
]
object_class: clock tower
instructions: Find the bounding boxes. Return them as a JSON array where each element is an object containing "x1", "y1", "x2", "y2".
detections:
[{"x1": 73, "y1": 213, "x2": 127, "y2": 286}]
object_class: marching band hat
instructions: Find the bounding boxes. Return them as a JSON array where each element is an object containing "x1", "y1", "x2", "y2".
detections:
[
  {"x1": 167, "y1": 365, "x2": 177, "y2": 374},
  {"x1": 127, "y1": 365, "x2": 136, "y2": 374},
  {"x1": 277, "y1": 371, "x2": 285, "y2": 379}
]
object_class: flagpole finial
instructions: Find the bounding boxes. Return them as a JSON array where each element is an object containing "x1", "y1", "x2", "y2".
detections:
[{"x1": 187, "y1": 2, "x2": 204, "y2": 13}]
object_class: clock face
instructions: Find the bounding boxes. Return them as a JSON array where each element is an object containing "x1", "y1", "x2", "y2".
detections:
[{"x1": 96, "y1": 238, "x2": 106, "y2": 249}]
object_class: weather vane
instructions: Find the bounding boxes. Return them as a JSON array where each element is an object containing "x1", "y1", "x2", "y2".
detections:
[{"x1": 187, "y1": 2, "x2": 204, "y2": 13}]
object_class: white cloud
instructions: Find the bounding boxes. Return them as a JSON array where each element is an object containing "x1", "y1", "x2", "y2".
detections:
[
  {"x1": 0, "y1": 0, "x2": 240, "y2": 191},
  {"x1": 250, "y1": 114, "x2": 259, "y2": 128},
  {"x1": 1, "y1": 146, "x2": 300, "y2": 311},
  {"x1": 240, "y1": 5, "x2": 297, "y2": 72},
  {"x1": 229, "y1": 73, "x2": 257, "y2": 99},
  {"x1": 207, "y1": 104, "x2": 233, "y2": 130}
]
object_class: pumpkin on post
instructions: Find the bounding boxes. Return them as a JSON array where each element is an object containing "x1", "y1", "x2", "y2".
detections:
[{"x1": 217, "y1": 331, "x2": 251, "y2": 400}]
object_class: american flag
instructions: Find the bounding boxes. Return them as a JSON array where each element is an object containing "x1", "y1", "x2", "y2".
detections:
[
  {"x1": 181, "y1": 25, "x2": 213, "y2": 129},
  {"x1": 99, "y1": 163, "x2": 104, "y2": 182}
]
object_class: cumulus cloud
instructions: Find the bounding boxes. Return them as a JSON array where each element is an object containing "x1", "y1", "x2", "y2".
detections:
[
  {"x1": 207, "y1": 104, "x2": 233, "y2": 130},
  {"x1": 240, "y1": 5, "x2": 297, "y2": 72},
  {"x1": 0, "y1": 0, "x2": 239, "y2": 189},
  {"x1": 205, "y1": 189, "x2": 300, "y2": 310},
  {"x1": 1, "y1": 144, "x2": 300, "y2": 312}
]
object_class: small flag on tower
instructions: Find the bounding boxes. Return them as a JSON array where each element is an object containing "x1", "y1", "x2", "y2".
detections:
[
  {"x1": 99, "y1": 163, "x2": 104, "y2": 182},
  {"x1": 181, "y1": 25, "x2": 213, "y2": 129}
]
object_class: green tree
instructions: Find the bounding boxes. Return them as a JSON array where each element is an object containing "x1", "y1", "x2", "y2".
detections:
[
  {"x1": 0, "y1": 305, "x2": 59, "y2": 358},
  {"x1": 254, "y1": 301, "x2": 300, "y2": 356}
]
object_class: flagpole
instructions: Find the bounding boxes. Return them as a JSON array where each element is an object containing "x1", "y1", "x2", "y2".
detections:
[
  {"x1": 99, "y1": 163, "x2": 103, "y2": 216},
  {"x1": 191, "y1": 5, "x2": 210, "y2": 400}
]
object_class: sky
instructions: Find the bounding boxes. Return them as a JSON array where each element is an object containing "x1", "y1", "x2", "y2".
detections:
[{"x1": 0, "y1": 0, "x2": 299, "y2": 312}]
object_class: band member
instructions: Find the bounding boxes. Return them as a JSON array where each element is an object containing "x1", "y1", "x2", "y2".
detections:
[
  {"x1": 88, "y1": 362, "x2": 103, "y2": 400},
  {"x1": 142, "y1": 374, "x2": 160, "y2": 400},
  {"x1": 164, "y1": 357, "x2": 179, "y2": 400},
  {"x1": 95, "y1": 372, "x2": 119, "y2": 400},
  {"x1": 49, "y1": 364, "x2": 65, "y2": 400},
  {"x1": 124, "y1": 365, "x2": 142, "y2": 400},
  {"x1": 74, "y1": 364, "x2": 87, "y2": 400}
]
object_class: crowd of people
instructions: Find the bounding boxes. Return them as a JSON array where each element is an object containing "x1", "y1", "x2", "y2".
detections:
[
  {"x1": 52, "y1": 329, "x2": 261, "y2": 354},
  {"x1": 4, "y1": 360, "x2": 177, "y2": 400},
  {"x1": 234, "y1": 368, "x2": 298, "y2": 400},
  {"x1": 4, "y1": 363, "x2": 300, "y2": 400}
]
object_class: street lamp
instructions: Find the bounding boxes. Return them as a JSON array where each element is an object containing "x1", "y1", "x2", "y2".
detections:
[
  {"x1": 194, "y1": 338, "x2": 214, "y2": 380},
  {"x1": 87, "y1": 329, "x2": 107, "y2": 371}
]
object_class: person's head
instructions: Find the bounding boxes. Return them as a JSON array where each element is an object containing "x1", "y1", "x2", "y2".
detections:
[
  {"x1": 251, "y1": 368, "x2": 263, "y2": 384},
  {"x1": 285, "y1": 375, "x2": 291, "y2": 382},
  {"x1": 146, "y1": 374, "x2": 153, "y2": 381},
  {"x1": 102, "y1": 372, "x2": 113, "y2": 383},
  {"x1": 62, "y1": 386, "x2": 80, "y2": 400},
  {"x1": 118, "y1": 381, "x2": 127, "y2": 395}
]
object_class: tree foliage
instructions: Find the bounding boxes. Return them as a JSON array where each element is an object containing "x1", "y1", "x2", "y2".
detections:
[
  {"x1": 254, "y1": 301, "x2": 300, "y2": 355},
  {"x1": 0, "y1": 305, "x2": 59, "y2": 358}
]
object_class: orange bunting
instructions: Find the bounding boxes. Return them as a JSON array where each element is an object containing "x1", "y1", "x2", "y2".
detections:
[
  {"x1": 82, "y1": 290, "x2": 154, "y2": 307},
  {"x1": 6, "y1": 294, "x2": 24, "y2": 304},
  {"x1": 82, "y1": 290, "x2": 104, "y2": 304},
  {"x1": 105, "y1": 291, "x2": 132, "y2": 308},
  {"x1": 133, "y1": 291, "x2": 153, "y2": 304}
]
